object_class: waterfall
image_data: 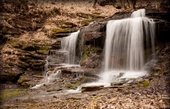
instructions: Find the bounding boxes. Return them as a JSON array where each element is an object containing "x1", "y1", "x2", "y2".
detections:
[
  {"x1": 61, "y1": 30, "x2": 80, "y2": 64},
  {"x1": 32, "y1": 9, "x2": 156, "y2": 91},
  {"x1": 31, "y1": 30, "x2": 80, "y2": 89},
  {"x1": 100, "y1": 9, "x2": 155, "y2": 85},
  {"x1": 104, "y1": 9, "x2": 155, "y2": 71}
]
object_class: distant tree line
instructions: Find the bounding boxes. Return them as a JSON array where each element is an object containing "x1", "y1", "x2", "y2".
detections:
[
  {"x1": 0, "y1": 0, "x2": 29, "y2": 13},
  {"x1": 93, "y1": 0, "x2": 137, "y2": 9}
]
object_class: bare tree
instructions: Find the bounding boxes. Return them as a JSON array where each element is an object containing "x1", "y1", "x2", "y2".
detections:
[
  {"x1": 93, "y1": 0, "x2": 136, "y2": 9},
  {"x1": 93, "y1": 0, "x2": 98, "y2": 7}
]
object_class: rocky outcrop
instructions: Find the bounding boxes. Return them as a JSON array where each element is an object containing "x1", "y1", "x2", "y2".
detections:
[{"x1": 79, "y1": 9, "x2": 170, "y2": 68}]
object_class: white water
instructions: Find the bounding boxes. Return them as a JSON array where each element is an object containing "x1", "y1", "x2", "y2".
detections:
[
  {"x1": 31, "y1": 64, "x2": 80, "y2": 89},
  {"x1": 100, "y1": 9, "x2": 155, "y2": 85},
  {"x1": 32, "y1": 30, "x2": 80, "y2": 89},
  {"x1": 43, "y1": 56, "x2": 49, "y2": 75},
  {"x1": 61, "y1": 30, "x2": 80, "y2": 64}
]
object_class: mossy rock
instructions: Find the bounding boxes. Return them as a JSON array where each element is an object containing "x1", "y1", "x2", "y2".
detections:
[
  {"x1": 17, "y1": 75, "x2": 30, "y2": 84},
  {"x1": 22, "y1": 40, "x2": 50, "y2": 51},
  {"x1": 53, "y1": 20, "x2": 77, "y2": 28},
  {"x1": 81, "y1": 45, "x2": 101, "y2": 61},
  {"x1": 0, "y1": 89, "x2": 25, "y2": 99},
  {"x1": 26, "y1": 53, "x2": 46, "y2": 60},
  {"x1": 9, "y1": 38, "x2": 27, "y2": 48},
  {"x1": 81, "y1": 19, "x2": 94, "y2": 26},
  {"x1": 65, "y1": 76, "x2": 88, "y2": 89},
  {"x1": 65, "y1": 82, "x2": 75, "y2": 89},
  {"x1": 52, "y1": 28, "x2": 70, "y2": 33},
  {"x1": 19, "y1": 52, "x2": 46, "y2": 63},
  {"x1": 17, "y1": 61, "x2": 30, "y2": 69},
  {"x1": 49, "y1": 28, "x2": 71, "y2": 38},
  {"x1": 30, "y1": 60, "x2": 45, "y2": 70},
  {"x1": 77, "y1": 13, "x2": 103, "y2": 19},
  {"x1": 137, "y1": 79, "x2": 150, "y2": 87},
  {"x1": 0, "y1": 26, "x2": 21, "y2": 37},
  {"x1": 82, "y1": 49, "x2": 90, "y2": 61},
  {"x1": 18, "y1": 52, "x2": 47, "y2": 70},
  {"x1": 19, "y1": 55, "x2": 33, "y2": 63},
  {"x1": 37, "y1": 45, "x2": 50, "y2": 54},
  {"x1": 22, "y1": 44, "x2": 40, "y2": 51},
  {"x1": 5, "y1": 70, "x2": 16, "y2": 77},
  {"x1": 36, "y1": 49, "x2": 48, "y2": 54}
]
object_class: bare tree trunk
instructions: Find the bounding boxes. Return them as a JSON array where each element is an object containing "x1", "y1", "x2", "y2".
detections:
[
  {"x1": 131, "y1": 0, "x2": 136, "y2": 9},
  {"x1": 93, "y1": 0, "x2": 98, "y2": 7}
]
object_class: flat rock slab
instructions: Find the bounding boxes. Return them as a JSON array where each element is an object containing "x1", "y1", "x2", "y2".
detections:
[{"x1": 81, "y1": 85, "x2": 104, "y2": 92}]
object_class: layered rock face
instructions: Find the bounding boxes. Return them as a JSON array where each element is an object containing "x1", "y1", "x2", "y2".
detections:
[{"x1": 79, "y1": 9, "x2": 170, "y2": 69}]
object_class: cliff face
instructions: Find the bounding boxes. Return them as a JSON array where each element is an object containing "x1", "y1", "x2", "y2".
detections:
[
  {"x1": 79, "y1": 10, "x2": 170, "y2": 68},
  {"x1": 0, "y1": 0, "x2": 170, "y2": 87}
]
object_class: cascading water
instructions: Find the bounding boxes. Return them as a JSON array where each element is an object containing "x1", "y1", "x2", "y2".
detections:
[
  {"x1": 61, "y1": 30, "x2": 80, "y2": 64},
  {"x1": 32, "y1": 30, "x2": 80, "y2": 89},
  {"x1": 32, "y1": 9, "x2": 155, "y2": 92},
  {"x1": 99, "y1": 9, "x2": 155, "y2": 85}
]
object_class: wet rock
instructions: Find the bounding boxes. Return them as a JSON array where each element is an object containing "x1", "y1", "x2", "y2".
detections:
[
  {"x1": 31, "y1": 60, "x2": 46, "y2": 70},
  {"x1": 49, "y1": 28, "x2": 77, "y2": 39},
  {"x1": 51, "y1": 40, "x2": 61, "y2": 49},
  {"x1": 82, "y1": 85, "x2": 104, "y2": 92},
  {"x1": 111, "y1": 81, "x2": 125, "y2": 86}
]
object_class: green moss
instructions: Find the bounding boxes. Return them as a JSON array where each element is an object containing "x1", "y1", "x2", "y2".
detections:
[
  {"x1": 53, "y1": 20, "x2": 66, "y2": 27},
  {"x1": 81, "y1": 46, "x2": 100, "y2": 61},
  {"x1": 73, "y1": 78, "x2": 86, "y2": 88},
  {"x1": 37, "y1": 45, "x2": 50, "y2": 54},
  {"x1": 6, "y1": 70, "x2": 16, "y2": 77},
  {"x1": 40, "y1": 45, "x2": 49, "y2": 51},
  {"x1": 81, "y1": 19, "x2": 94, "y2": 26},
  {"x1": 66, "y1": 83, "x2": 75, "y2": 89},
  {"x1": 32, "y1": 40, "x2": 42, "y2": 43},
  {"x1": 137, "y1": 83, "x2": 141, "y2": 87},
  {"x1": 19, "y1": 56, "x2": 32, "y2": 62},
  {"x1": 91, "y1": 47, "x2": 98, "y2": 53},
  {"x1": 137, "y1": 79, "x2": 150, "y2": 87},
  {"x1": 65, "y1": 77, "x2": 87, "y2": 89},
  {"x1": 37, "y1": 49, "x2": 47, "y2": 54},
  {"x1": 52, "y1": 28, "x2": 70, "y2": 33},
  {"x1": 82, "y1": 50, "x2": 89, "y2": 61},
  {"x1": 0, "y1": 89, "x2": 24, "y2": 99},
  {"x1": 9, "y1": 38, "x2": 27, "y2": 48},
  {"x1": 17, "y1": 76, "x2": 25, "y2": 84},
  {"x1": 77, "y1": 13, "x2": 103, "y2": 19},
  {"x1": 18, "y1": 60, "x2": 30, "y2": 68},
  {"x1": 142, "y1": 80, "x2": 150, "y2": 86},
  {"x1": 3, "y1": 63, "x2": 11, "y2": 68},
  {"x1": 92, "y1": 95, "x2": 99, "y2": 99}
]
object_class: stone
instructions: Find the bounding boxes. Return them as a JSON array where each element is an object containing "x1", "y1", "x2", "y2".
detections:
[{"x1": 81, "y1": 85, "x2": 104, "y2": 92}]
